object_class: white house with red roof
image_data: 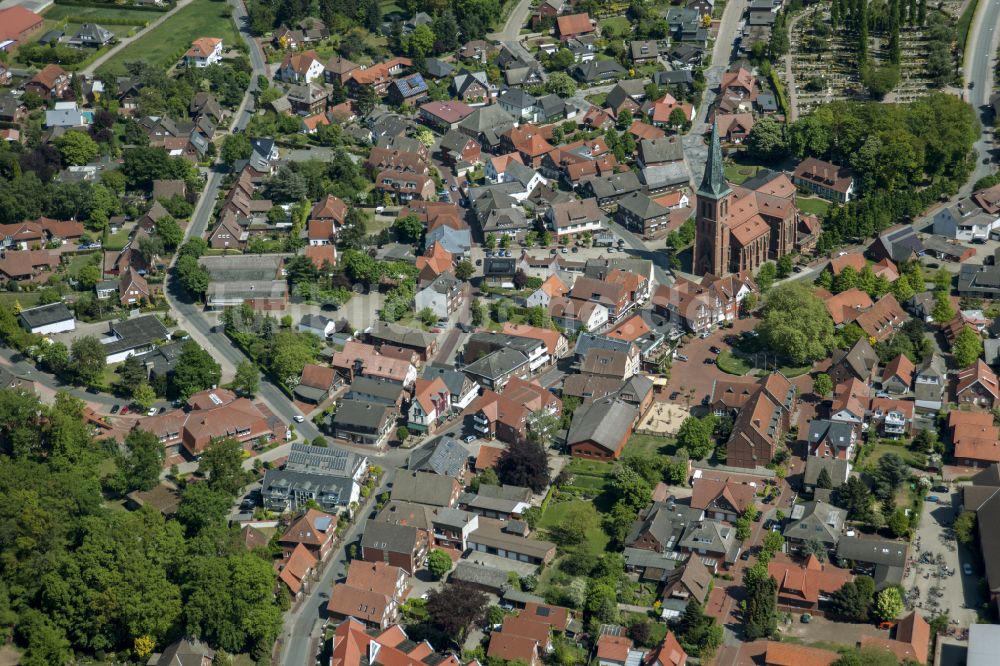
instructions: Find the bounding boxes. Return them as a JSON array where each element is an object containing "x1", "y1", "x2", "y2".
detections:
[{"x1": 185, "y1": 38, "x2": 223, "y2": 67}]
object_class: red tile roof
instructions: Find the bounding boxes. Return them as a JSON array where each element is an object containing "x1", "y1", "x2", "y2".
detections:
[
  {"x1": 557, "y1": 12, "x2": 594, "y2": 35},
  {"x1": 763, "y1": 641, "x2": 837, "y2": 666}
]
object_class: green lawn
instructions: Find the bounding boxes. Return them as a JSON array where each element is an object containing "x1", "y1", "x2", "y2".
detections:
[
  {"x1": 717, "y1": 350, "x2": 751, "y2": 375},
  {"x1": 65, "y1": 253, "x2": 100, "y2": 279},
  {"x1": 796, "y1": 197, "x2": 831, "y2": 217},
  {"x1": 97, "y1": 0, "x2": 240, "y2": 77},
  {"x1": 0, "y1": 292, "x2": 44, "y2": 310},
  {"x1": 867, "y1": 441, "x2": 926, "y2": 469},
  {"x1": 623, "y1": 432, "x2": 676, "y2": 457},
  {"x1": 104, "y1": 227, "x2": 131, "y2": 251},
  {"x1": 538, "y1": 498, "x2": 610, "y2": 556},
  {"x1": 599, "y1": 16, "x2": 633, "y2": 37},
  {"x1": 776, "y1": 363, "x2": 813, "y2": 378},
  {"x1": 724, "y1": 163, "x2": 761, "y2": 185}
]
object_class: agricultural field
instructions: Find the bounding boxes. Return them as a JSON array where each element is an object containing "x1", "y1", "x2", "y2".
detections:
[{"x1": 97, "y1": 0, "x2": 240, "y2": 77}]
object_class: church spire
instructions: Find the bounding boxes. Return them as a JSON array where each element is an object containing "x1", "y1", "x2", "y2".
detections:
[{"x1": 698, "y1": 119, "x2": 731, "y2": 200}]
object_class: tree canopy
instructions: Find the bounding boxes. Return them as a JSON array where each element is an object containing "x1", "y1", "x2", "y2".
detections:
[{"x1": 757, "y1": 282, "x2": 835, "y2": 364}]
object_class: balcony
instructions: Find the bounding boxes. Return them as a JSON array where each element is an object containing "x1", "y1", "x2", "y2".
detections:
[
  {"x1": 474, "y1": 422, "x2": 489, "y2": 433},
  {"x1": 473, "y1": 414, "x2": 489, "y2": 425}
]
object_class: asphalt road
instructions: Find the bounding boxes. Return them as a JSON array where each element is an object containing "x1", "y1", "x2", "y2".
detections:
[
  {"x1": 161, "y1": 0, "x2": 323, "y2": 441},
  {"x1": 962, "y1": 0, "x2": 1000, "y2": 196},
  {"x1": 488, "y1": 0, "x2": 534, "y2": 42}
]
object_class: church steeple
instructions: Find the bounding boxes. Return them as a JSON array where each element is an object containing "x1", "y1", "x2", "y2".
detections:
[{"x1": 698, "y1": 120, "x2": 731, "y2": 200}]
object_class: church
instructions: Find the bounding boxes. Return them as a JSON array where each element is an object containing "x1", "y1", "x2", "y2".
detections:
[{"x1": 693, "y1": 121, "x2": 816, "y2": 277}]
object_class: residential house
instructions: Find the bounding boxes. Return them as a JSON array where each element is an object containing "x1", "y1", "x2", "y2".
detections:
[
  {"x1": 807, "y1": 419, "x2": 857, "y2": 460},
  {"x1": 452, "y1": 70, "x2": 493, "y2": 103},
  {"x1": 391, "y1": 470, "x2": 461, "y2": 508},
  {"x1": 950, "y1": 410, "x2": 1000, "y2": 467},
  {"x1": 549, "y1": 296, "x2": 609, "y2": 332},
  {"x1": 420, "y1": 100, "x2": 475, "y2": 132},
  {"x1": 870, "y1": 397, "x2": 913, "y2": 438},
  {"x1": 407, "y1": 377, "x2": 451, "y2": 434},
  {"x1": 367, "y1": 321, "x2": 438, "y2": 361},
  {"x1": 914, "y1": 353, "x2": 946, "y2": 413},
  {"x1": 118, "y1": 267, "x2": 150, "y2": 305},
  {"x1": 68, "y1": 23, "x2": 113, "y2": 47},
  {"x1": 439, "y1": 129, "x2": 481, "y2": 166},
  {"x1": 725, "y1": 374, "x2": 795, "y2": 469},
  {"x1": 783, "y1": 501, "x2": 844, "y2": 553},
  {"x1": 279, "y1": 49, "x2": 325, "y2": 83},
  {"x1": 279, "y1": 508, "x2": 338, "y2": 560},
  {"x1": 615, "y1": 192, "x2": 671, "y2": 236},
  {"x1": 375, "y1": 171, "x2": 435, "y2": 202},
  {"x1": 835, "y1": 535, "x2": 908, "y2": 590},
  {"x1": 570, "y1": 59, "x2": 627, "y2": 84},
  {"x1": 360, "y1": 521, "x2": 427, "y2": 573},
  {"x1": 828, "y1": 338, "x2": 879, "y2": 387},
  {"x1": 293, "y1": 363, "x2": 338, "y2": 404},
  {"x1": 25, "y1": 64, "x2": 70, "y2": 100},
  {"x1": 407, "y1": 434, "x2": 468, "y2": 481},
  {"x1": 386, "y1": 73, "x2": 429, "y2": 106},
  {"x1": 184, "y1": 37, "x2": 223, "y2": 67},
  {"x1": 803, "y1": 457, "x2": 850, "y2": 494},
  {"x1": 956, "y1": 359, "x2": 999, "y2": 410},
  {"x1": 556, "y1": 13, "x2": 596, "y2": 40},
  {"x1": 329, "y1": 398, "x2": 397, "y2": 448},
  {"x1": 676, "y1": 518, "x2": 739, "y2": 570},
  {"x1": 792, "y1": 157, "x2": 856, "y2": 203},
  {"x1": 768, "y1": 553, "x2": 853, "y2": 612},
  {"x1": 467, "y1": 377, "x2": 562, "y2": 443},
  {"x1": 881, "y1": 354, "x2": 914, "y2": 394},
  {"x1": 18, "y1": 302, "x2": 75, "y2": 335},
  {"x1": 261, "y1": 443, "x2": 366, "y2": 512},
  {"x1": 414, "y1": 272, "x2": 463, "y2": 320},
  {"x1": 689, "y1": 475, "x2": 756, "y2": 522},
  {"x1": 855, "y1": 294, "x2": 907, "y2": 343},
  {"x1": 642, "y1": 634, "x2": 688, "y2": 666}
]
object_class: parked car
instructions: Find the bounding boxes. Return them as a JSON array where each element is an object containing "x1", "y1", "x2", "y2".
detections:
[
  {"x1": 120, "y1": 406, "x2": 129, "y2": 414},
  {"x1": 293, "y1": 415, "x2": 305, "y2": 423},
  {"x1": 110, "y1": 404, "x2": 120, "y2": 414},
  {"x1": 560, "y1": 247, "x2": 568, "y2": 254},
  {"x1": 464, "y1": 435, "x2": 476, "y2": 443},
  {"x1": 793, "y1": 265, "x2": 803, "y2": 273},
  {"x1": 933, "y1": 485, "x2": 949, "y2": 492},
  {"x1": 926, "y1": 495, "x2": 940, "y2": 502},
  {"x1": 158, "y1": 406, "x2": 166, "y2": 414},
  {"x1": 703, "y1": 358, "x2": 715, "y2": 364},
  {"x1": 374, "y1": 206, "x2": 385, "y2": 213},
  {"x1": 740, "y1": 550, "x2": 751, "y2": 561},
  {"x1": 675, "y1": 354, "x2": 688, "y2": 362},
  {"x1": 964, "y1": 563, "x2": 973, "y2": 575},
  {"x1": 709, "y1": 346, "x2": 722, "y2": 354}
]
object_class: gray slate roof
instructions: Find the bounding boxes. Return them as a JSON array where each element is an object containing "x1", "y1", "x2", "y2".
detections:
[
  {"x1": 391, "y1": 470, "x2": 456, "y2": 507},
  {"x1": 566, "y1": 398, "x2": 638, "y2": 451},
  {"x1": 408, "y1": 435, "x2": 468, "y2": 478},
  {"x1": 19, "y1": 302, "x2": 74, "y2": 328}
]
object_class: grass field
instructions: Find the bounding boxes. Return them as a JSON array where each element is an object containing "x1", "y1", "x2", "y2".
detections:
[
  {"x1": 65, "y1": 253, "x2": 100, "y2": 279},
  {"x1": 104, "y1": 227, "x2": 131, "y2": 251},
  {"x1": 796, "y1": 197, "x2": 831, "y2": 217},
  {"x1": 867, "y1": 441, "x2": 926, "y2": 469},
  {"x1": 97, "y1": 0, "x2": 240, "y2": 77},
  {"x1": 538, "y1": 498, "x2": 610, "y2": 555},
  {"x1": 44, "y1": 4, "x2": 156, "y2": 22},
  {"x1": 958, "y1": 0, "x2": 979, "y2": 53}
]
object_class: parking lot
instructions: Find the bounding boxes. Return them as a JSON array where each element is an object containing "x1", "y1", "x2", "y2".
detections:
[
  {"x1": 661, "y1": 317, "x2": 760, "y2": 409},
  {"x1": 904, "y1": 494, "x2": 980, "y2": 628}
]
